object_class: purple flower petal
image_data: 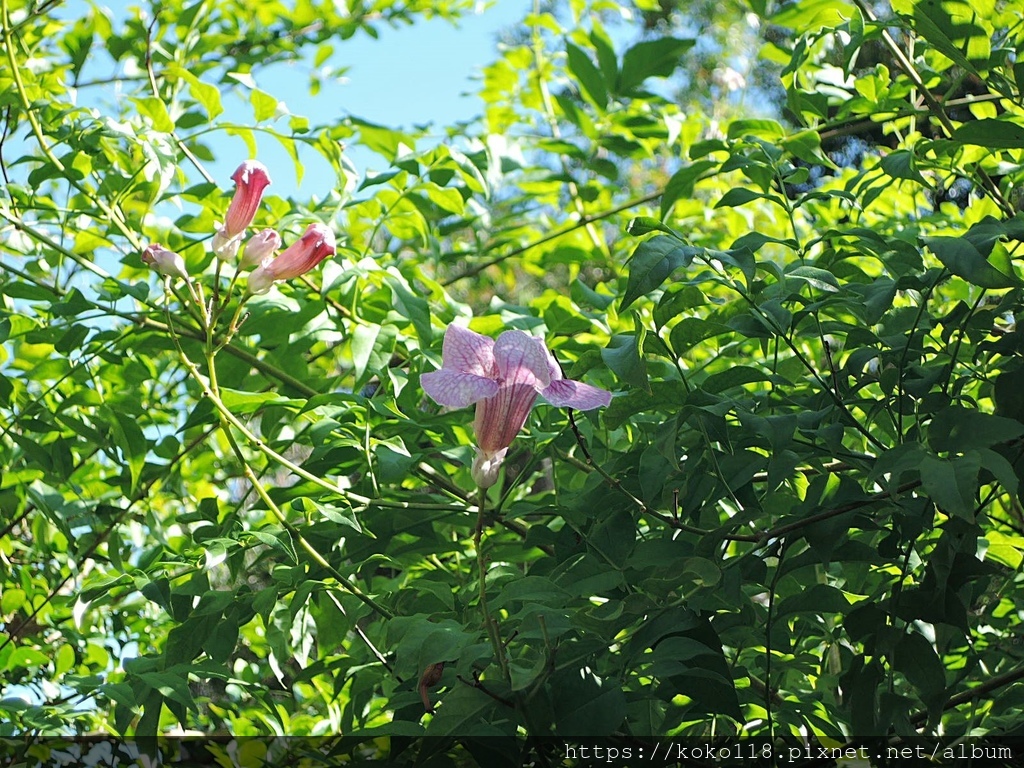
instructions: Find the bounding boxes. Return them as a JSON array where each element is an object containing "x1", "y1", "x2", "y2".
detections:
[
  {"x1": 494, "y1": 330, "x2": 551, "y2": 389},
  {"x1": 544, "y1": 345, "x2": 564, "y2": 382},
  {"x1": 442, "y1": 325, "x2": 496, "y2": 377},
  {"x1": 474, "y1": 382, "x2": 539, "y2": 453},
  {"x1": 542, "y1": 379, "x2": 612, "y2": 410},
  {"x1": 421, "y1": 369, "x2": 499, "y2": 408}
]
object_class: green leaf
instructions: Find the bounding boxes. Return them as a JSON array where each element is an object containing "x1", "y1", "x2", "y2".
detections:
[
  {"x1": 776, "y1": 584, "x2": 852, "y2": 616},
  {"x1": 919, "y1": 453, "x2": 981, "y2": 519},
  {"x1": 1, "y1": 588, "x2": 25, "y2": 615},
  {"x1": 602, "y1": 334, "x2": 649, "y2": 393},
  {"x1": 621, "y1": 235, "x2": 699, "y2": 309},
  {"x1": 727, "y1": 118, "x2": 784, "y2": 140},
  {"x1": 715, "y1": 188, "x2": 764, "y2": 208},
  {"x1": 132, "y1": 97, "x2": 175, "y2": 132},
  {"x1": 589, "y1": 23, "x2": 619, "y2": 85},
  {"x1": 423, "y1": 684, "x2": 498, "y2": 737},
  {"x1": 188, "y1": 79, "x2": 224, "y2": 121},
  {"x1": 894, "y1": 631, "x2": 945, "y2": 702},
  {"x1": 8, "y1": 647, "x2": 51, "y2": 670},
  {"x1": 702, "y1": 365, "x2": 775, "y2": 394},
  {"x1": 137, "y1": 671, "x2": 197, "y2": 711},
  {"x1": 390, "y1": 279, "x2": 432, "y2": 344},
  {"x1": 786, "y1": 264, "x2": 840, "y2": 292},
  {"x1": 422, "y1": 182, "x2": 464, "y2": 215},
  {"x1": 350, "y1": 323, "x2": 397, "y2": 387},
  {"x1": 880, "y1": 150, "x2": 930, "y2": 186},
  {"x1": 492, "y1": 576, "x2": 570, "y2": 610},
  {"x1": 772, "y1": 0, "x2": 856, "y2": 32},
  {"x1": 553, "y1": 670, "x2": 627, "y2": 737},
  {"x1": 618, "y1": 37, "x2": 694, "y2": 94},
  {"x1": 566, "y1": 42, "x2": 608, "y2": 110},
  {"x1": 983, "y1": 530, "x2": 1024, "y2": 570},
  {"x1": 626, "y1": 216, "x2": 680, "y2": 237},
  {"x1": 103, "y1": 406, "x2": 148, "y2": 493},
  {"x1": 950, "y1": 119, "x2": 1024, "y2": 149},
  {"x1": 925, "y1": 236, "x2": 1020, "y2": 288},
  {"x1": 219, "y1": 389, "x2": 304, "y2": 414},
  {"x1": 660, "y1": 160, "x2": 718, "y2": 218},
  {"x1": 994, "y1": 367, "x2": 1024, "y2": 422},
  {"x1": 168, "y1": 64, "x2": 224, "y2": 121},
  {"x1": 897, "y1": 0, "x2": 988, "y2": 73},
  {"x1": 783, "y1": 129, "x2": 835, "y2": 167},
  {"x1": 251, "y1": 88, "x2": 279, "y2": 122},
  {"x1": 928, "y1": 406, "x2": 1024, "y2": 453}
]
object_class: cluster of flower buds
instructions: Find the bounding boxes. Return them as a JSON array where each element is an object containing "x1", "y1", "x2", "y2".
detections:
[{"x1": 140, "y1": 160, "x2": 336, "y2": 295}]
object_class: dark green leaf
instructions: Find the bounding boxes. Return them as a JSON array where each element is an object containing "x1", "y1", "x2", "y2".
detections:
[
  {"x1": 660, "y1": 160, "x2": 718, "y2": 218},
  {"x1": 880, "y1": 150, "x2": 930, "y2": 186},
  {"x1": 928, "y1": 406, "x2": 1024, "y2": 453},
  {"x1": 621, "y1": 235, "x2": 699, "y2": 309},
  {"x1": 602, "y1": 334, "x2": 649, "y2": 392},
  {"x1": 715, "y1": 188, "x2": 764, "y2": 208}
]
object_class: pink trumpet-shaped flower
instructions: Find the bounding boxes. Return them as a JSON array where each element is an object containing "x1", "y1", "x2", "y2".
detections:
[
  {"x1": 239, "y1": 228, "x2": 281, "y2": 269},
  {"x1": 225, "y1": 160, "x2": 271, "y2": 236},
  {"x1": 421, "y1": 325, "x2": 612, "y2": 488},
  {"x1": 213, "y1": 160, "x2": 272, "y2": 260},
  {"x1": 246, "y1": 222, "x2": 336, "y2": 294},
  {"x1": 141, "y1": 244, "x2": 189, "y2": 280}
]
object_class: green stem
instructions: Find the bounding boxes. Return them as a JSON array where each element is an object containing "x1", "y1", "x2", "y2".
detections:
[
  {"x1": 165, "y1": 292, "x2": 461, "y2": 515},
  {"x1": 476, "y1": 488, "x2": 509, "y2": 681},
  {"x1": 220, "y1": 418, "x2": 395, "y2": 620},
  {"x1": 441, "y1": 190, "x2": 662, "y2": 286},
  {"x1": 163, "y1": 289, "x2": 394, "y2": 620}
]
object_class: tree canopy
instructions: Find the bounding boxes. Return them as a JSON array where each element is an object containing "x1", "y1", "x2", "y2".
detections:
[{"x1": 4, "y1": 0, "x2": 1024, "y2": 763}]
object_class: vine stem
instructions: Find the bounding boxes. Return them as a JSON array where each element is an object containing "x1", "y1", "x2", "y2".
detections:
[
  {"x1": 475, "y1": 487, "x2": 509, "y2": 681},
  {"x1": 441, "y1": 190, "x2": 662, "y2": 286},
  {"x1": 163, "y1": 318, "x2": 462, "y2": 512},
  {"x1": 764, "y1": 539, "x2": 789, "y2": 744},
  {"x1": 219, "y1": 416, "x2": 395, "y2": 620},
  {"x1": 163, "y1": 293, "x2": 395, "y2": 620}
]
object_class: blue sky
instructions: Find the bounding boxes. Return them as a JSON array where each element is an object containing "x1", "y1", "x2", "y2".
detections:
[
  {"x1": 251, "y1": 0, "x2": 531, "y2": 195},
  {"x1": 329, "y1": 3, "x2": 529, "y2": 129},
  {"x1": 52, "y1": 0, "x2": 532, "y2": 198}
]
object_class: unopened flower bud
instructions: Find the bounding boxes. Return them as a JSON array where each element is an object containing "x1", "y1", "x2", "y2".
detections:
[
  {"x1": 247, "y1": 222, "x2": 336, "y2": 295},
  {"x1": 141, "y1": 244, "x2": 188, "y2": 280},
  {"x1": 224, "y1": 160, "x2": 271, "y2": 238},
  {"x1": 211, "y1": 226, "x2": 242, "y2": 262},
  {"x1": 239, "y1": 228, "x2": 282, "y2": 269},
  {"x1": 471, "y1": 448, "x2": 507, "y2": 489}
]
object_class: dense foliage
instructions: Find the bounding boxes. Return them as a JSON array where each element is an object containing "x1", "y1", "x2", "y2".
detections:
[{"x1": 4, "y1": 0, "x2": 1024, "y2": 763}]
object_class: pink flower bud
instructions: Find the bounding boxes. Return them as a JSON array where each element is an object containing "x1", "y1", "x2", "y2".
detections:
[
  {"x1": 223, "y1": 160, "x2": 272, "y2": 238},
  {"x1": 141, "y1": 244, "x2": 189, "y2": 280},
  {"x1": 239, "y1": 229, "x2": 282, "y2": 269},
  {"x1": 247, "y1": 222, "x2": 336, "y2": 295}
]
